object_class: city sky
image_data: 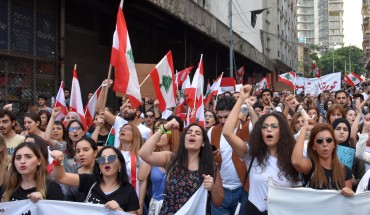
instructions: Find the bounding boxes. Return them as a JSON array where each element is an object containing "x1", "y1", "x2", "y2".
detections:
[{"x1": 343, "y1": 0, "x2": 362, "y2": 48}]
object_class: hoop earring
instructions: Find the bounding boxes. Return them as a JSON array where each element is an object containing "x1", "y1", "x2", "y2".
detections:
[{"x1": 119, "y1": 168, "x2": 121, "y2": 172}]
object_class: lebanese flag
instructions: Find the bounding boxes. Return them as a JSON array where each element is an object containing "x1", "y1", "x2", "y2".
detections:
[
  {"x1": 313, "y1": 63, "x2": 320, "y2": 78},
  {"x1": 205, "y1": 80, "x2": 211, "y2": 97},
  {"x1": 186, "y1": 55, "x2": 204, "y2": 109},
  {"x1": 219, "y1": 77, "x2": 236, "y2": 94},
  {"x1": 150, "y1": 51, "x2": 176, "y2": 112},
  {"x1": 345, "y1": 72, "x2": 363, "y2": 86},
  {"x1": 278, "y1": 71, "x2": 296, "y2": 90},
  {"x1": 70, "y1": 67, "x2": 88, "y2": 130},
  {"x1": 204, "y1": 73, "x2": 223, "y2": 104},
  {"x1": 176, "y1": 74, "x2": 191, "y2": 115},
  {"x1": 255, "y1": 76, "x2": 271, "y2": 93},
  {"x1": 110, "y1": 0, "x2": 141, "y2": 109},
  {"x1": 84, "y1": 86, "x2": 101, "y2": 128},
  {"x1": 188, "y1": 96, "x2": 205, "y2": 128},
  {"x1": 236, "y1": 66, "x2": 244, "y2": 84},
  {"x1": 246, "y1": 75, "x2": 255, "y2": 85},
  {"x1": 54, "y1": 81, "x2": 68, "y2": 121},
  {"x1": 175, "y1": 66, "x2": 193, "y2": 88}
]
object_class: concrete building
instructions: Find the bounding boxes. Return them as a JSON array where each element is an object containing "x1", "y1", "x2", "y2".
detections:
[
  {"x1": 297, "y1": 0, "x2": 344, "y2": 50},
  {"x1": 362, "y1": 0, "x2": 370, "y2": 72}
]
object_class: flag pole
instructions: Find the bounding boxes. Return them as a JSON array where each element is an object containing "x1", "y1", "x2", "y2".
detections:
[
  {"x1": 74, "y1": 64, "x2": 77, "y2": 70},
  {"x1": 102, "y1": 64, "x2": 112, "y2": 109},
  {"x1": 139, "y1": 73, "x2": 151, "y2": 87}
]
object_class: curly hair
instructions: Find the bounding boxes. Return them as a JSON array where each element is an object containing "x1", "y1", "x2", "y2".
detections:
[{"x1": 248, "y1": 112, "x2": 300, "y2": 182}]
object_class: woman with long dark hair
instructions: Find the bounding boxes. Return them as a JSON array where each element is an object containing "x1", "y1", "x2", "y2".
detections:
[
  {"x1": 2, "y1": 142, "x2": 64, "y2": 202},
  {"x1": 292, "y1": 122, "x2": 354, "y2": 196},
  {"x1": 51, "y1": 146, "x2": 139, "y2": 212},
  {"x1": 223, "y1": 85, "x2": 300, "y2": 215},
  {"x1": 139, "y1": 119, "x2": 224, "y2": 214}
]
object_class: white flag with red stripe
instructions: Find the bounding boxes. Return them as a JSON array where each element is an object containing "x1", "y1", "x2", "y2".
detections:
[
  {"x1": 204, "y1": 73, "x2": 223, "y2": 104},
  {"x1": 84, "y1": 86, "x2": 101, "y2": 128},
  {"x1": 255, "y1": 76, "x2": 271, "y2": 93},
  {"x1": 186, "y1": 55, "x2": 204, "y2": 109},
  {"x1": 278, "y1": 71, "x2": 296, "y2": 90},
  {"x1": 150, "y1": 51, "x2": 176, "y2": 112},
  {"x1": 236, "y1": 66, "x2": 244, "y2": 84},
  {"x1": 110, "y1": 0, "x2": 141, "y2": 109},
  {"x1": 188, "y1": 95, "x2": 205, "y2": 128},
  {"x1": 176, "y1": 74, "x2": 191, "y2": 115},
  {"x1": 54, "y1": 81, "x2": 68, "y2": 121},
  {"x1": 175, "y1": 66, "x2": 193, "y2": 88},
  {"x1": 345, "y1": 72, "x2": 363, "y2": 87},
  {"x1": 70, "y1": 68, "x2": 87, "y2": 130}
]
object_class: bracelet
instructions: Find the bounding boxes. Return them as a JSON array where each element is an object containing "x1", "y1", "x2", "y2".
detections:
[
  {"x1": 158, "y1": 125, "x2": 172, "y2": 134},
  {"x1": 162, "y1": 124, "x2": 168, "y2": 132},
  {"x1": 52, "y1": 160, "x2": 62, "y2": 166}
]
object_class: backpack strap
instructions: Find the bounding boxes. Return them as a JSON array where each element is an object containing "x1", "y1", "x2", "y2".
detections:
[{"x1": 84, "y1": 181, "x2": 97, "y2": 203}]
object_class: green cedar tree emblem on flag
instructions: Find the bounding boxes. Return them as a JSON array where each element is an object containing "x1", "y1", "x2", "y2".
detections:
[
  {"x1": 160, "y1": 75, "x2": 172, "y2": 93},
  {"x1": 285, "y1": 74, "x2": 292, "y2": 80},
  {"x1": 127, "y1": 49, "x2": 134, "y2": 62},
  {"x1": 351, "y1": 77, "x2": 357, "y2": 81}
]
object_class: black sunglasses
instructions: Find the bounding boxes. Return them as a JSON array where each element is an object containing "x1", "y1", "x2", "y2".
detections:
[
  {"x1": 96, "y1": 155, "x2": 117, "y2": 165},
  {"x1": 315, "y1": 137, "x2": 334, "y2": 145}
]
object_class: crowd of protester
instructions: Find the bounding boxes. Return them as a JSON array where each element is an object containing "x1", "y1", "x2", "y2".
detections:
[{"x1": 1, "y1": 78, "x2": 370, "y2": 215}]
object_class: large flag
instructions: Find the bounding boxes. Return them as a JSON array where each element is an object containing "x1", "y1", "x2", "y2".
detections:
[
  {"x1": 219, "y1": 77, "x2": 236, "y2": 94},
  {"x1": 174, "y1": 183, "x2": 208, "y2": 215},
  {"x1": 344, "y1": 72, "x2": 363, "y2": 87},
  {"x1": 312, "y1": 63, "x2": 320, "y2": 78},
  {"x1": 150, "y1": 51, "x2": 176, "y2": 112},
  {"x1": 186, "y1": 55, "x2": 204, "y2": 109},
  {"x1": 84, "y1": 86, "x2": 101, "y2": 128},
  {"x1": 204, "y1": 73, "x2": 223, "y2": 104},
  {"x1": 70, "y1": 68, "x2": 87, "y2": 130},
  {"x1": 175, "y1": 66, "x2": 193, "y2": 88},
  {"x1": 278, "y1": 71, "x2": 296, "y2": 90},
  {"x1": 54, "y1": 81, "x2": 68, "y2": 121},
  {"x1": 236, "y1": 66, "x2": 244, "y2": 84},
  {"x1": 255, "y1": 76, "x2": 271, "y2": 93},
  {"x1": 110, "y1": 0, "x2": 141, "y2": 109}
]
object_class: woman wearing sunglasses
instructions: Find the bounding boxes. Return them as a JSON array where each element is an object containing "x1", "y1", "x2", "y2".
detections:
[
  {"x1": 204, "y1": 110, "x2": 219, "y2": 132},
  {"x1": 139, "y1": 118, "x2": 224, "y2": 214},
  {"x1": 51, "y1": 146, "x2": 139, "y2": 213},
  {"x1": 292, "y1": 121, "x2": 354, "y2": 196},
  {"x1": 223, "y1": 85, "x2": 300, "y2": 215}
]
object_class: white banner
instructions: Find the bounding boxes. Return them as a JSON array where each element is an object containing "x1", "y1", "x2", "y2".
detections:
[
  {"x1": 175, "y1": 182, "x2": 207, "y2": 215},
  {"x1": 0, "y1": 200, "x2": 130, "y2": 215},
  {"x1": 268, "y1": 183, "x2": 370, "y2": 215},
  {"x1": 295, "y1": 72, "x2": 341, "y2": 95}
]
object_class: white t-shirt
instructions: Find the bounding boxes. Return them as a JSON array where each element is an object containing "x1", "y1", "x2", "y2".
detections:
[
  {"x1": 208, "y1": 127, "x2": 242, "y2": 190},
  {"x1": 246, "y1": 155, "x2": 301, "y2": 212},
  {"x1": 113, "y1": 117, "x2": 152, "y2": 147},
  {"x1": 121, "y1": 150, "x2": 143, "y2": 196}
]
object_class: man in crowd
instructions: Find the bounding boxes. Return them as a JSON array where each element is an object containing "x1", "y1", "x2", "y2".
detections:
[
  {"x1": 335, "y1": 90, "x2": 349, "y2": 108},
  {"x1": 0, "y1": 109, "x2": 25, "y2": 159},
  {"x1": 37, "y1": 94, "x2": 52, "y2": 113}
]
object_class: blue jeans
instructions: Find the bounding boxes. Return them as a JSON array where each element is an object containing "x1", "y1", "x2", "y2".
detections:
[{"x1": 211, "y1": 187, "x2": 248, "y2": 215}]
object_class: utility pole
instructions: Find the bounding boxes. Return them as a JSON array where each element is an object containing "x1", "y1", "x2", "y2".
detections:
[{"x1": 229, "y1": 0, "x2": 233, "y2": 78}]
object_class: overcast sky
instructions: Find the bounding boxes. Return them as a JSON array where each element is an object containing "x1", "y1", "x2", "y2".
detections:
[{"x1": 343, "y1": 0, "x2": 362, "y2": 48}]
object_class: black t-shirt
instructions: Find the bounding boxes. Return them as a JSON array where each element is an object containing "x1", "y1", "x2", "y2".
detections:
[
  {"x1": 303, "y1": 161, "x2": 352, "y2": 190},
  {"x1": 9, "y1": 181, "x2": 64, "y2": 201},
  {"x1": 78, "y1": 174, "x2": 139, "y2": 211},
  {"x1": 96, "y1": 134, "x2": 109, "y2": 147}
]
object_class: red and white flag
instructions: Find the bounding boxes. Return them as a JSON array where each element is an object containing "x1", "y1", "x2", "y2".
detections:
[
  {"x1": 70, "y1": 67, "x2": 87, "y2": 130},
  {"x1": 236, "y1": 66, "x2": 244, "y2": 84},
  {"x1": 110, "y1": 0, "x2": 141, "y2": 109},
  {"x1": 246, "y1": 75, "x2": 256, "y2": 85},
  {"x1": 187, "y1": 96, "x2": 205, "y2": 128},
  {"x1": 54, "y1": 81, "x2": 68, "y2": 121},
  {"x1": 150, "y1": 51, "x2": 176, "y2": 112},
  {"x1": 186, "y1": 55, "x2": 204, "y2": 109},
  {"x1": 278, "y1": 71, "x2": 296, "y2": 90},
  {"x1": 176, "y1": 74, "x2": 191, "y2": 115},
  {"x1": 219, "y1": 77, "x2": 236, "y2": 94},
  {"x1": 344, "y1": 72, "x2": 363, "y2": 86},
  {"x1": 204, "y1": 73, "x2": 223, "y2": 104},
  {"x1": 84, "y1": 86, "x2": 101, "y2": 128},
  {"x1": 313, "y1": 63, "x2": 320, "y2": 78},
  {"x1": 255, "y1": 76, "x2": 271, "y2": 93},
  {"x1": 175, "y1": 66, "x2": 193, "y2": 88}
]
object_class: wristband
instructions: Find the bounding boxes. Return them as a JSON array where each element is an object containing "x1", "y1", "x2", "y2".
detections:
[
  {"x1": 162, "y1": 124, "x2": 168, "y2": 132},
  {"x1": 158, "y1": 125, "x2": 171, "y2": 134},
  {"x1": 52, "y1": 160, "x2": 62, "y2": 166}
]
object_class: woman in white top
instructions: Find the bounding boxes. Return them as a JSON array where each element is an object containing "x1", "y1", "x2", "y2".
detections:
[{"x1": 223, "y1": 85, "x2": 300, "y2": 215}]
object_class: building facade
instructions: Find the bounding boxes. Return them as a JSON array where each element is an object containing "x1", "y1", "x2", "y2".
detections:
[{"x1": 363, "y1": 0, "x2": 370, "y2": 72}]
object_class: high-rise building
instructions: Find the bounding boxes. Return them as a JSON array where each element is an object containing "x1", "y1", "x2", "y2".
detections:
[
  {"x1": 362, "y1": 0, "x2": 370, "y2": 71},
  {"x1": 297, "y1": 0, "x2": 344, "y2": 50}
]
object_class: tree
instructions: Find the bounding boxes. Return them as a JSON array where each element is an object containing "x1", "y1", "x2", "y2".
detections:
[{"x1": 318, "y1": 46, "x2": 364, "y2": 76}]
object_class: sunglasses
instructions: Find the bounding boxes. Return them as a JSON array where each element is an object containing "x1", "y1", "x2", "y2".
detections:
[
  {"x1": 145, "y1": 115, "x2": 154, "y2": 118},
  {"x1": 96, "y1": 155, "x2": 117, "y2": 165},
  {"x1": 261, "y1": 123, "x2": 279, "y2": 130},
  {"x1": 315, "y1": 137, "x2": 334, "y2": 145},
  {"x1": 68, "y1": 126, "x2": 82, "y2": 132}
]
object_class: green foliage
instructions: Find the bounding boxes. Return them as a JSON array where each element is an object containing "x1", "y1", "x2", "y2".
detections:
[{"x1": 317, "y1": 46, "x2": 364, "y2": 76}]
